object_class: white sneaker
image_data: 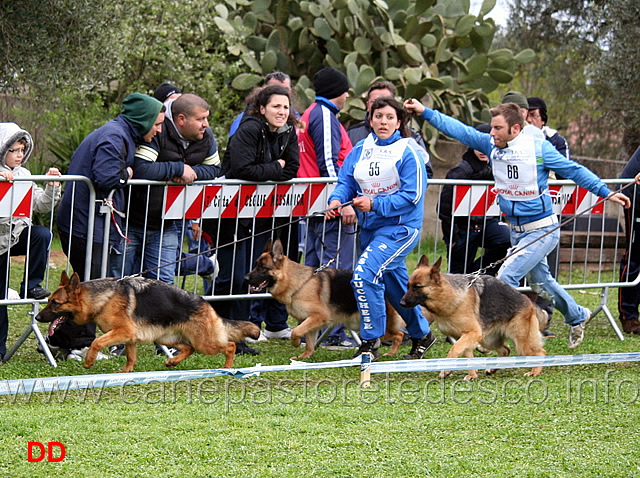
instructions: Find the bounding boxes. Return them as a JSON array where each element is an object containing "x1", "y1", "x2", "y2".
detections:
[
  {"x1": 67, "y1": 347, "x2": 110, "y2": 361},
  {"x1": 264, "y1": 327, "x2": 292, "y2": 339},
  {"x1": 246, "y1": 330, "x2": 268, "y2": 343}
]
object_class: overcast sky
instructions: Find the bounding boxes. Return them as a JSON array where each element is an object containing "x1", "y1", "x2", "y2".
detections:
[{"x1": 470, "y1": 0, "x2": 510, "y2": 27}]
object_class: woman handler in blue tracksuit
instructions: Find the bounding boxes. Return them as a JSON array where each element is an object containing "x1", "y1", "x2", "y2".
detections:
[{"x1": 326, "y1": 97, "x2": 435, "y2": 361}]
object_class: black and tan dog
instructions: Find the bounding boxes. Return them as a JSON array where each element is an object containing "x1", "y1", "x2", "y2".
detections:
[
  {"x1": 36, "y1": 271, "x2": 260, "y2": 372},
  {"x1": 245, "y1": 239, "x2": 405, "y2": 359},
  {"x1": 401, "y1": 256, "x2": 547, "y2": 380}
]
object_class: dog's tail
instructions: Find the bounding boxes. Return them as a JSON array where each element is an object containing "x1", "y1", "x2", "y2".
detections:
[{"x1": 222, "y1": 318, "x2": 261, "y2": 342}]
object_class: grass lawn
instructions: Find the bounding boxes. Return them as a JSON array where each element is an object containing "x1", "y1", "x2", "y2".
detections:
[{"x1": 1, "y1": 243, "x2": 640, "y2": 477}]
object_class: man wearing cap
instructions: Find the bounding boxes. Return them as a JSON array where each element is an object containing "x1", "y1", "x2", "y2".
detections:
[
  {"x1": 501, "y1": 90, "x2": 530, "y2": 120},
  {"x1": 298, "y1": 67, "x2": 355, "y2": 270},
  {"x1": 405, "y1": 99, "x2": 631, "y2": 349},
  {"x1": 54, "y1": 93, "x2": 164, "y2": 354},
  {"x1": 154, "y1": 82, "x2": 182, "y2": 104},
  {"x1": 527, "y1": 96, "x2": 571, "y2": 160}
]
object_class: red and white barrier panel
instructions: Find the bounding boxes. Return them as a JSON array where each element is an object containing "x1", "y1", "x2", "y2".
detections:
[
  {"x1": 0, "y1": 183, "x2": 33, "y2": 217},
  {"x1": 453, "y1": 185, "x2": 603, "y2": 217},
  {"x1": 163, "y1": 183, "x2": 336, "y2": 220}
]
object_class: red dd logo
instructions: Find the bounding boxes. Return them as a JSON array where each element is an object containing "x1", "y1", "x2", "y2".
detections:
[{"x1": 27, "y1": 441, "x2": 66, "y2": 462}]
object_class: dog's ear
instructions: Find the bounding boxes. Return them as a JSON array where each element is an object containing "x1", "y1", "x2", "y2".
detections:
[
  {"x1": 60, "y1": 270, "x2": 70, "y2": 286},
  {"x1": 69, "y1": 272, "x2": 81, "y2": 290},
  {"x1": 271, "y1": 239, "x2": 284, "y2": 262},
  {"x1": 430, "y1": 257, "x2": 443, "y2": 284},
  {"x1": 264, "y1": 238, "x2": 273, "y2": 253},
  {"x1": 417, "y1": 255, "x2": 430, "y2": 268}
]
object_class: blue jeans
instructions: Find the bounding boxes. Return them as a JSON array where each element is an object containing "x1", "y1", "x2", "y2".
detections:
[
  {"x1": 304, "y1": 217, "x2": 355, "y2": 270},
  {"x1": 123, "y1": 223, "x2": 180, "y2": 285},
  {"x1": 497, "y1": 224, "x2": 589, "y2": 326}
]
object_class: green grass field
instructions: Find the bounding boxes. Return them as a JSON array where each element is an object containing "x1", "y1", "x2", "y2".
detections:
[{"x1": 1, "y1": 246, "x2": 640, "y2": 477}]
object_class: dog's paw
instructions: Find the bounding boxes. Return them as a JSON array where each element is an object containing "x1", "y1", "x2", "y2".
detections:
[
  {"x1": 439, "y1": 370, "x2": 451, "y2": 380},
  {"x1": 524, "y1": 370, "x2": 542, "y2": 377},
  {"x1": 165, "y1": 359, "x2": 179, "y2": 368},
  {"x1": 290, "y1": 335, "x2": 302, "y2": 348},
  {"x1": 464, "y1": 372, "x2": 478, "y2": 381},
  {"x1": 485, "y1": 368, "x2": 498, "y2": 375}
]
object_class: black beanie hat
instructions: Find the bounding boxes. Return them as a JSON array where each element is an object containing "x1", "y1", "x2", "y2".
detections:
[
  {"x1": 153, "y1": 82, "x2": 182, "y2": 103},
  {"x1": 313, "y1": 68, "x2": 350, "y2": 99},
  {"x1": 121, "y1": 93, "x2": 164, "y2": 136},
  {"x1": 527, "y1": 96, "x2": 548, "y2": 123}
]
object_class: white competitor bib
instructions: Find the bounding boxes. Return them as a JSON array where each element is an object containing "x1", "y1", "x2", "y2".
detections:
[
  {"x1": 354, "y1": 135, "x2": 407, "y2": 198},
  {"x1": 491, "y1": 126, "x2": 541, "y2": 201}
]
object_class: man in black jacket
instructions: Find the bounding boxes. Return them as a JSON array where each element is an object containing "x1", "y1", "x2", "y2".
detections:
[
  {"x1": 619, "y1": 146, "x2": 640, "y2": 334},
  {"x1": 347, "y1": 80, "x2": 433, "y2": 178},
  {"x1": 124, "y1": 93, "x2": 221, "y2": 284},
  {"x1": 438, "y1": 124, "x2": 511, "y2": 275}
]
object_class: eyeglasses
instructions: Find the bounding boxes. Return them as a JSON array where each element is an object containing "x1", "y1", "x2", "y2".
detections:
[{"x1": 8, "y1": 148, "x2": 25, "y2": 155}]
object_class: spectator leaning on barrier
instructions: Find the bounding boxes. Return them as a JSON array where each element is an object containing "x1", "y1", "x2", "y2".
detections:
[
  {"x1": 618, "y1": 146, "x2": 640, "y2": 335},
  {"x1": 405, "y1": 99, "x2": 631, "y2": 350},
  {"x1": 347, "y1": 80, "x2": 433, "y2": 179},
  {"x1": 228, "y1": 72, "x2": 298, "y2": 139},
  {"x1": 0, "y1": 123, "x2": 61, "y2": 362},
  {"x1": 326, "y1": 97, "x2": 435, "y2": 361},
  {"x1": 125, "y1": 93, "x2": 221, "y2": 285},
  {"x1": 298, "y1": 67, "x2": 356, "y2": 270},
  {"x1": 438, "y1": 123, "x2": 511, "y2": 276},
  {"x1": 53, "y1": 93, "x2": 164, "y2": 357},
  {"x1": 206, "y1": 84, "x2": 300, "y2": 354}
]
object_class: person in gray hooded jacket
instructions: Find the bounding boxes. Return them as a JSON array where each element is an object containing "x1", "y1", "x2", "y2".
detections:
[{"x1": 0, "y1": 122, "x2": 61, "y2": 361}]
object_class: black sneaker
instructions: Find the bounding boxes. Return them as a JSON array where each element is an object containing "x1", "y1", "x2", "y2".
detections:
[
  {"x1": 36, "y1": 338, "x2": 68, "y2": 362},
  {"x1": 352, "y1": 338, "x2": 380, "y2": 361},
  {"x1": 110, "y1": 344, "x2": 126, "y2": 356},
  {"x1": 26, "y1": 286, "x2": 51, "y2": 300},
  {"x1": 235, "y1": 341, "x2": 260, "y2": 356},
  {"x1": 403, "y1": 331, "x2": 436, "y2": 359}
]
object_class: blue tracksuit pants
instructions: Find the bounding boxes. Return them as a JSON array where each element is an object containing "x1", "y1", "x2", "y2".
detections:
[{"x1": 352, "y1": 225, "x2": 430, "y2": 341}]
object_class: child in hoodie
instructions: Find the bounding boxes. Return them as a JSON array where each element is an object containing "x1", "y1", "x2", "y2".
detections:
[{"x1": 0, "y1": 122, "x2": 61, "y2": 361}]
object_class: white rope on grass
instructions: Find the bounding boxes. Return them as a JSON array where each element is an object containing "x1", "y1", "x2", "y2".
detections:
[{"x1": 2, "y1": 353, "x2": 640, "y2": 396}]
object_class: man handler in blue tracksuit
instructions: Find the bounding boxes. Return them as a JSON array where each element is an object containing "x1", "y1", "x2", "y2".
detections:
[{"x1": 405, "y1": 99, "x2": 631, "y2": 349}]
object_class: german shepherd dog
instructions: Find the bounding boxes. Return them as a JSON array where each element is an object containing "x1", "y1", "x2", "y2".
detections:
[
  {"x1": 401, "y1": 256, "x2": 547, "y2": 380},
  {"x1": 245, "y1": 239, "x2": 405, "y2": 359},
  {"x1": 36, "y1": 271, "x2": 260, "y2": 372}
]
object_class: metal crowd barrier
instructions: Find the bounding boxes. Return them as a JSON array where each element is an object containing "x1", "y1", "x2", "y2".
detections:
[
  {"x1": 2, "y1": 176, "x2": 638, "y2": 367},
  {"x1": 2, "y1": 176, "x2": 96, "y2": 366}
]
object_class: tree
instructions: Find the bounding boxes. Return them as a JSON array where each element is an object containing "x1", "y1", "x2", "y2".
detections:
[
  {"x1": 214, "y1": 0, "x2": 534, "y2": 156},
  {"x1": 502, "y1": 0, "x2": 640, "y2": 160},
  {"x1": 593, "y1": 0, "x2": 640, "y2": 159}
]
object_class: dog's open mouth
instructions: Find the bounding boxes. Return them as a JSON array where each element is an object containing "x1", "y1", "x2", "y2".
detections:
[
  {"x1": 48, "y1": 316, "x2": 68, "y2": 336},
  {"x1": 249, "y1": 281, "x2": 268, "y2": 293}
]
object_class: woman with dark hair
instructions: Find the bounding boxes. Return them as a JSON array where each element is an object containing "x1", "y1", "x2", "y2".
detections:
[
  {"x1": 205, "y1": 84, "x2": 300, "y2": 353},
  {"x1": 326, "y1": 97, "x2": 435, "y2": 361},
  {"x1": 221, "y1": 84, "x2": 299, "y2": 181}
]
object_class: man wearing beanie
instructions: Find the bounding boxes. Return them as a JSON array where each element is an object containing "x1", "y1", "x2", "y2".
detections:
[
  {"x1": 54, "y1": 93, "x2": 164, "y2": 355},
  {"x1": 298, "y1": 67, "x2": 355, "y2": 270},
  {"x1": 154, "y1": 82, "x2": 182, "y2": 104},
  {"x1": 527, "y1": 96, "x2": 571, "y2": 160},
  {"x1": 501, "y1": 90, "x2": 529, "y2": 118}
]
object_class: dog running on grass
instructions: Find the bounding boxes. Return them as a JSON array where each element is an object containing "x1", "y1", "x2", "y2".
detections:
[
  {"x1": 35, "y1": 271, "x2": 260, "y2": 372},
  {"x1": 400, "y1": 255, "x2": 547, "y2": 380},
  {"x1": 245, "y1": 239, "x2": 405, "y2": 359}
]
